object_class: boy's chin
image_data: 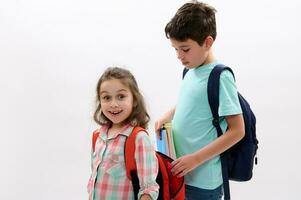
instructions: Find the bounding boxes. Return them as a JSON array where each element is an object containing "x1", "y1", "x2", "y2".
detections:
[
  {"x1": 182, "y1": 63, "x2": 191, "y2": 68},
  {"x1": 184, "y1": 65, "x2": 198, "y2": 69},
  {"x1": 182, "y1": 62, "x2": 198, "y2": 68}
]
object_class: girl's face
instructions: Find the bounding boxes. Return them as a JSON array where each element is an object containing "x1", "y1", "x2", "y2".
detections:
[{"x1": 99, "y1": 79, "x2": 134, "y2": 128}]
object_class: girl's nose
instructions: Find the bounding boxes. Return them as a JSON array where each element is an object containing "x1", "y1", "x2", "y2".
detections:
[{"x1": 110, "y1": 99, "x2": 118, "y2": 108}]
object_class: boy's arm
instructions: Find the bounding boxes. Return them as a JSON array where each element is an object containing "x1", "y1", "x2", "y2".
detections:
[
  {"x1": 154, "y1": 106, "x2": 176, "y2": 135},
  {"x1": 171, "y1": 113, "x2": 245, "y2": 177}
]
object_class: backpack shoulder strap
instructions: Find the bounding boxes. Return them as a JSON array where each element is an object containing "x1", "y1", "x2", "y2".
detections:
[
  {"x1": 124, "y1": 126, "x2": 146, "y2": 179},
  {"x1": 92, "y1": 130, "x2": 100, "y2": 152},
  {"x1": 182, "y1": 68, "x2": 189, "y2": 79},
  {"x1": 124, "y1": 126, "x2": 146, "y2": 200},
  {"x1": 207, "y1": 64, "x2": 235, "y2": 200},
  {"x1": 207, "y1": 64, "x2": 235, "y2": 136}
]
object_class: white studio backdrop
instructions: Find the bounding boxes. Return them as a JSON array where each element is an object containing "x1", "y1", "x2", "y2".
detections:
[{"x1": 0, "y1": 0, "x2": 300, "y2": 199}]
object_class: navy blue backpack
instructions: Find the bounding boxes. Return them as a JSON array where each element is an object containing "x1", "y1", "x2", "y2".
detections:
[{"x1": 183, "y1": 65, "x2": 258, "y2": 200}]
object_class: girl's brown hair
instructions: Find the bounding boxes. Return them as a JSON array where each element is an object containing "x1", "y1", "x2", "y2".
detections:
[{"x1": 93, "y1": 67, "x2": 150, "y2": 128}]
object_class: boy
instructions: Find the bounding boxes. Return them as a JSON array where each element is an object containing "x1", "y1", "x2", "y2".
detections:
[{"x1": 155, "y1": 1, "x2": 245, "y2": 200}]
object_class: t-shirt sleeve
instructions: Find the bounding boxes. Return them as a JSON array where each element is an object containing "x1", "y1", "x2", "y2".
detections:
[{"x1": 218, "y1": 70, "x2": 242, "y2": 116}]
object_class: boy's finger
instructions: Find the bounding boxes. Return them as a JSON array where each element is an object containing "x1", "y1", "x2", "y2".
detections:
[
  {"x1": 154, "y1": 122, "x2": 160, "y2": 132},
  {"x1": 171, "y1": 158, "x2": 181, "y2": 167},
  {"x1": 177, "y1": 170, "x2": 186, "y2": 178},
  {"x1": 171, "y1": 163, "x2": 185, "y2": 176},
  {"x1": 155, "y1": 129, "x2": 161, "y2": 139}
]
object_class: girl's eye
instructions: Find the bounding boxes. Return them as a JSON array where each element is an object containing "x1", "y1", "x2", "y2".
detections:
[
  {"x1": 117, "y1": 94, "x2": 126, "y2": 100},
  {"x1": 101, "y1": 96, "x2": 110, "y2": 101},
  {"x1": 182, "y1": 48, "x2": 190, "y2": 53}
]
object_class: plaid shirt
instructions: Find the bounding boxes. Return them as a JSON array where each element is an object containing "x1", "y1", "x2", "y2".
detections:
[{"x1": 87, "y1": 124, "x2": 159, "y2": 200}]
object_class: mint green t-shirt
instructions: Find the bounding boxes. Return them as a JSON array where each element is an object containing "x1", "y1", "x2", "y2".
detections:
[{"x1": 172, "y1": 62, "x2": 242, "y2": 190}]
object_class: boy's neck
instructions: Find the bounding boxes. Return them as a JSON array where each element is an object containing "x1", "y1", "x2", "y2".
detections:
[{"x1": 202, "y1": 50, "x2": 216, "y2": 66}]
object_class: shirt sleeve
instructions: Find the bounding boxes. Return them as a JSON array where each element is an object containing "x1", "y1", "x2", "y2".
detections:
[
  {"x1": 219, "y1": 70, "x2": 242, "y2": 116},
  {"x1": 135, "y1": 131, "x2": 159, "y2": 200}
]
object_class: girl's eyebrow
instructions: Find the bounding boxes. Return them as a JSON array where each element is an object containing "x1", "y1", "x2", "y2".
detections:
[
  {"x1": 100, "y1": 89, "x2": 127, "y2": 95},
  {"x1": 100, "y1": 91, "x2": 108, "y2": 95}
]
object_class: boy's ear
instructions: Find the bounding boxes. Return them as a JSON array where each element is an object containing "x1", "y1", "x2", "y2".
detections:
[{"x1": 204, "y1": 36, "x2": 214, "y2": 49}]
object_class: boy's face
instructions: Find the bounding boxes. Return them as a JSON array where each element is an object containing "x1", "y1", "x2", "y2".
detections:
[{"x1": 170, "y1": 38, "x2": 211, "y2": 68}]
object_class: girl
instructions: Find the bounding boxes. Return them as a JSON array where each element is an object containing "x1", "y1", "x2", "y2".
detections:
[{"x1": 87, "y1": 67, "x2": 159, "y2": 200}]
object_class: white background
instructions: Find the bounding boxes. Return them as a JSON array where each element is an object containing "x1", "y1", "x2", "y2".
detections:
[{"x1": 1, "y1": 0, "x2": 300, "y2": 199}]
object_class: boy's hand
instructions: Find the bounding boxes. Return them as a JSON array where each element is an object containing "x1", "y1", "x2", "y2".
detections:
[
  {"x1": 171, "y1": 153, "x2": 202, "y2": 177},
  {"x1": 154, "y1": 120, "x2": 164, "y2": 137},
  {"x1": 154, "y1": 107, "x2": 176, "y2": 137}
]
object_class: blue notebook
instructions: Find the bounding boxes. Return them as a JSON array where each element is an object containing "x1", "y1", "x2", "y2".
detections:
[{"x1": 156, "y1": 128, "x2": 167, "y2": 155}]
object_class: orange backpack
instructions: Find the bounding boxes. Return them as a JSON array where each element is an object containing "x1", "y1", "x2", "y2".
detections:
[{"x1": 92, "y1": 126, "x2": 185, "y2": 200}]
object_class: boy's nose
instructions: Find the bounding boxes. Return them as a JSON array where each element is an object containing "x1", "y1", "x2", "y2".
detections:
[{"x1": 177, "y1": 51, "x2": 184, "y2": 60}]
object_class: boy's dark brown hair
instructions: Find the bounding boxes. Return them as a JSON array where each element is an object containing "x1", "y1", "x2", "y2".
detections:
[
  {"x1": 165, "y1": 1, "x2": 217, "y2": 46},
  {"x1": 94, "y1": 67, "x2": 150, "y2": 128}
]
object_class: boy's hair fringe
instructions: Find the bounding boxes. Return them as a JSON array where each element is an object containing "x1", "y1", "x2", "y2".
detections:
[{"x1": 165, "y1": 1, "x2": 217, "y2": 46}]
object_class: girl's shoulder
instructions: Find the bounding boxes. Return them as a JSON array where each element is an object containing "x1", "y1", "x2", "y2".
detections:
[
  {"x1": 92, "y1": 125, "x2": 108, "y2": 136},
  {"x1": 133, "y1": 128, "x2": 153, "y2": 146},
  {"x1": 99, "y1": 125, "x2": 108, "y2": 132}
]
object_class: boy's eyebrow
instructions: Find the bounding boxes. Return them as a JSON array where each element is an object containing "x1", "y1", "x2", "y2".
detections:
[
  {"x1": 172, "y1": 44, "x2": 190, "y2": 48},
  {"x1": 179, "y1": 45, "x2": 190, "y2": 48}
]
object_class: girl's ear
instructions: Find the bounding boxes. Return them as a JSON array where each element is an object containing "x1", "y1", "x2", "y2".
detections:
[
  {"x1": 132, "y1": 96, "x2": 138, "y2": 108},
  {"x1": 133, "y1": 101, "x2": 138, "y2": 108}
]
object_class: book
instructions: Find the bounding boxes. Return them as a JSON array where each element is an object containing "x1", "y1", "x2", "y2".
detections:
[
  {"x1": 156, "y1": 128, "x2": 167, "y2": 155},
  {"x1": 156, "y1": 123, "x2": 176, "y2": 160}
]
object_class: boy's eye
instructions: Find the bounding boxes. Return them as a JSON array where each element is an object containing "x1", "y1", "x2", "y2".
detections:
[{"x1": 174, "y1": 48, "x2": 190, "y2": 53}]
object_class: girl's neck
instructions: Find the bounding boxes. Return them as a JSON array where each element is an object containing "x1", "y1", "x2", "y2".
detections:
[{"x1": 108, "y1": 123, "x2": 130, "y2": 136}]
